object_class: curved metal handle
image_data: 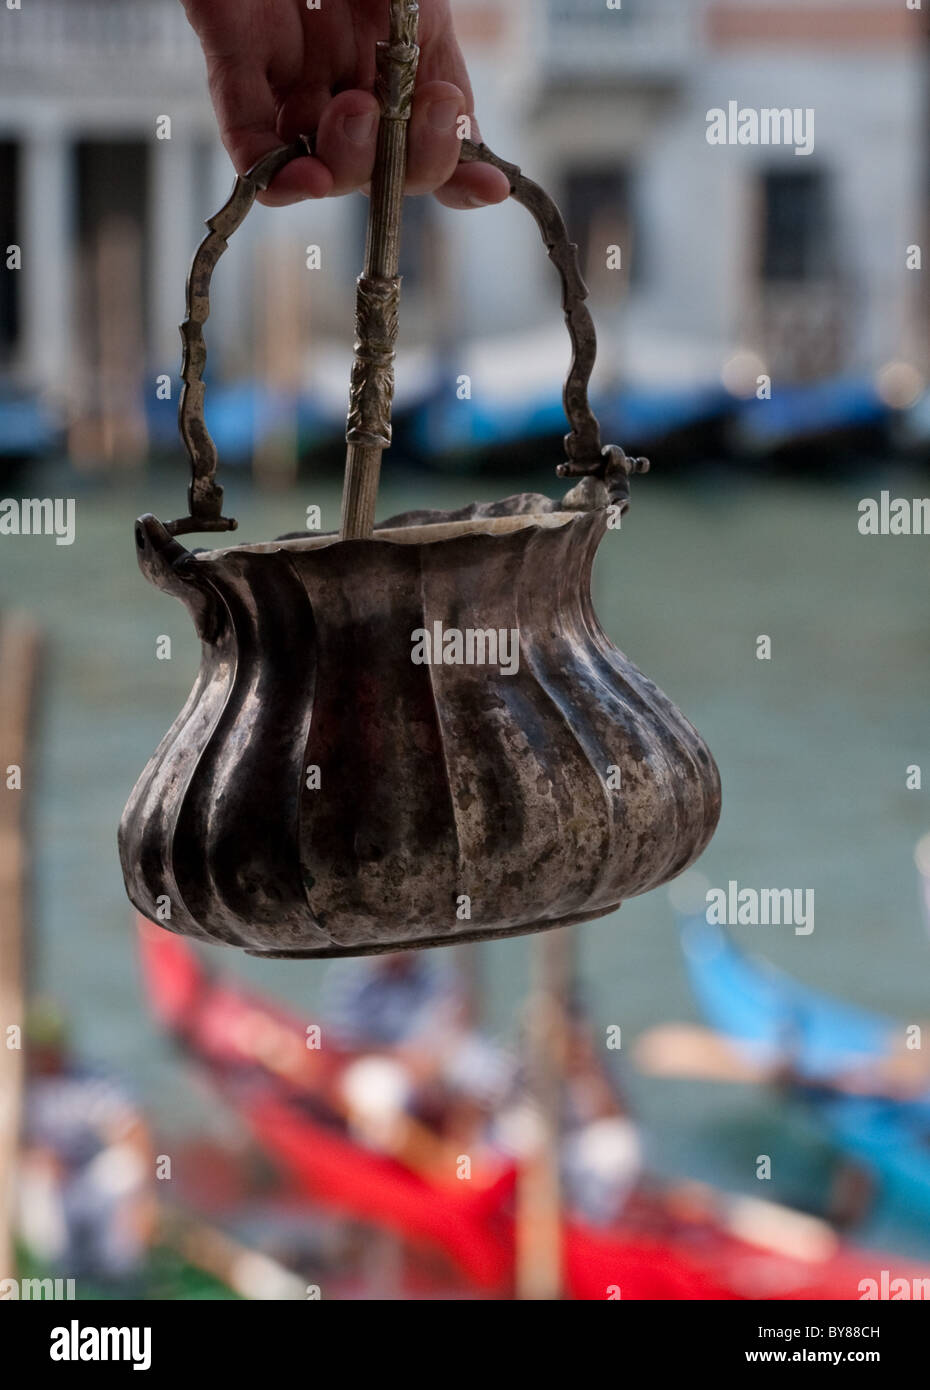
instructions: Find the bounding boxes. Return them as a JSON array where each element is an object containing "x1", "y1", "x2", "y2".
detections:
[
  {"x1": 170, "y1": 138, "x2": 312, "y2": 538},
  {"x1": 459, "y1": 139, "x2": 647, "y2": 505},
  {"x1": 168, "y1": 133, "x2": 647, "y2": 538}
]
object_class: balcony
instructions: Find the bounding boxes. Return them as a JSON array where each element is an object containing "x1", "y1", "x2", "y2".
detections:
[
  {"x1": 0, "y1": 0, "x2": 203, "y2": 93},
  {"x1": 543, "y1": 0, "x2": 702, "y2": 81},
  {"x1": 750, "y1": 282, "x2": 849, "y2": 382}
]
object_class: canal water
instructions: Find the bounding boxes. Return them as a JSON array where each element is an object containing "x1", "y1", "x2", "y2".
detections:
[{"x1": 3, "y1": 456, "x2": 929, "y2": 1256}]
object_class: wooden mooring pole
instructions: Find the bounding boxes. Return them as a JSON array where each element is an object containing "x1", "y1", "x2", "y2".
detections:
[
  {"x1": 0, "y1": 613, "x2": 41, "y2": 1279},
  {"x1": 515, "y1": 927, "x2": 574, "y2": 1300}
]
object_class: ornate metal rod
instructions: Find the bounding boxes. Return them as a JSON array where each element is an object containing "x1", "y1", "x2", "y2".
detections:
[{"x1": 340, "y1": 0, "x2": 420, "y2": 540}]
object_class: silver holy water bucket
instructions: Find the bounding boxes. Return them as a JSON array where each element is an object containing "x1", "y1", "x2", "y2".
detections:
[{"x1": 119, "y1": 2, "x2": 720, "y2": 957}]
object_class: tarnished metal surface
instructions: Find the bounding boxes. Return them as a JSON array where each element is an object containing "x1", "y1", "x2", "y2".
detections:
[
  {"x1": 120, "y1": 12, "x2": 720, "y2": 958},
  {"x1": 173, "y1": 138, "x2": 311, "y2": 538},
  {"x1": 459, "y1": 139, "x2": 650, "y2": 508},
  {"x1": 345, "y1": 275, "x2": 402, "y2": 450},
  {"x1": 341, "y1": 0, "x2": 420, "y2": 537},
  {"x1": 119, "y1": 497, "x2": 721, "y2": 957},
  {"x1": 170, "y1": 128, "x2": 647, "y2": 541}
]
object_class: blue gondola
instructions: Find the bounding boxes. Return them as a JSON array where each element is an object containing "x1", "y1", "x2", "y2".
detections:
[{"x1": 680, "y1": 916, "x2": 930, "y2": 1218}]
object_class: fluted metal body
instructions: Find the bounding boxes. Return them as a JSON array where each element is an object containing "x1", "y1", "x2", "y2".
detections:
[
  {"x1": 119, "y1": 495, "x2": 721, "y2": 957},
  {"x1": 119, "y1": 44, "x2": 721, "y2": 958}
]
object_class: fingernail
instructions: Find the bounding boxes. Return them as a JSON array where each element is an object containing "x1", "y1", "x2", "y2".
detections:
[
  {"x1": 343, "y1": 112, "x2": 377, "y2": 145},
  {"x1": 466, "y1": 193, "x2": 489, "y2": 208},
  {"x1": 427, "y1": 98, "x2": 461, "y2": 133}
]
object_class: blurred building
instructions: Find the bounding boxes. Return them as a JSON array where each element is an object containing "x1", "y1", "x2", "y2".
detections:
[
  {"x1": 0, "y1": 0, "x2": 925, "y2": 436},
  {"x1": 529, "y1": 0, "x2": 927, "y2": 389}
]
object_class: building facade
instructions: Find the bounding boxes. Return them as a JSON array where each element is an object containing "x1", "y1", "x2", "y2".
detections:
[{"x1": 0, "y1": 0, "x2": 925, "y2": 438}]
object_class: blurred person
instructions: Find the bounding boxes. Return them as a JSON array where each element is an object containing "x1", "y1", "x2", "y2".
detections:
[
  {"x1": 17, "y1": 999, "x2": 155, "y2": 1289},
  {"x1": 322, "y1": 956, "x2": 643, "y2": 1221},
  {"x1": 181, "y1": 0, "x2": 511, "y2": 209},
  {"x1": 321, "y1": 949, "x2": 464, "y2": 1152},
  {"x1": 321, "y1": 952, "x2": 518, "y2": 1177},
  {"x1": 322, "y1": 949, "x2": 463, "y2": 1056}
]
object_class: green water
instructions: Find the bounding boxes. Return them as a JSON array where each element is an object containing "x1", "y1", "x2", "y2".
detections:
[{"x1": 3, "y1": 457, "x2": 929, "y2": 1254}]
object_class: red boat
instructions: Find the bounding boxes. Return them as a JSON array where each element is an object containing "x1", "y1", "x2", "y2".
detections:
[{"x1": 138, "y1": 917, "x2": 930, "y2": 1300}]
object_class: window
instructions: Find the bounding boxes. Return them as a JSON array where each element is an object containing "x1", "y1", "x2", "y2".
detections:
[
  {"x1": 563, "y1": 166, "x2": 639, "y2": 286},
  {"x1": 75, "y1": 140, "x2": 150, "y2": 338},
  {"x1": 760, "y1": 169, "x2": 832, "y2": 282}
]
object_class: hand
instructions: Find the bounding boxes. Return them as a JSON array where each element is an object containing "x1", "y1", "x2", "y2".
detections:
[{"x1": 181, "y1": 0, "x2": 511, "y2": 209}]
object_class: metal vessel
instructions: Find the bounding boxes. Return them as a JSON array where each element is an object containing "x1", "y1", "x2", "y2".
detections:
[{"x1": 119, "y1": 1, "x2": 720, "y2": 957}]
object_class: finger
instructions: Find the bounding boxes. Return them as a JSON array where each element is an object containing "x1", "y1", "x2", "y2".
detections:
[
  {"x1": 259, "y1": 156, "x2": 333, "y2": 207},
  {"x1": 434, "y1": 154, "x2": 512, "y2": 211},
  {"x1": 416, "y1": 27, "x2": 476, "y2": 114},
  {"x1": 206, "y1": 56, "x2": 332, "y2": 205},
  {"x1": 413, "y1": 30, "x2": 510, "y2": 209},
  {"x1": 313, "y1": 90, "x2": 381, "y2": 196},
  {"x1": 404, "y1": 80, "x2": 468, "y2": 196}
]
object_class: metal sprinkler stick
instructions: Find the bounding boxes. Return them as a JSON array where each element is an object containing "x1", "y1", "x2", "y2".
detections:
[{"x1": 340, "y1": 0, "x2": 421, "y2": 540}]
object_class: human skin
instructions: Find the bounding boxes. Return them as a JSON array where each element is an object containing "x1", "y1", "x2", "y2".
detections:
[{"x1": 181, "y1": 0, "x2": 512, "y2": 209}]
